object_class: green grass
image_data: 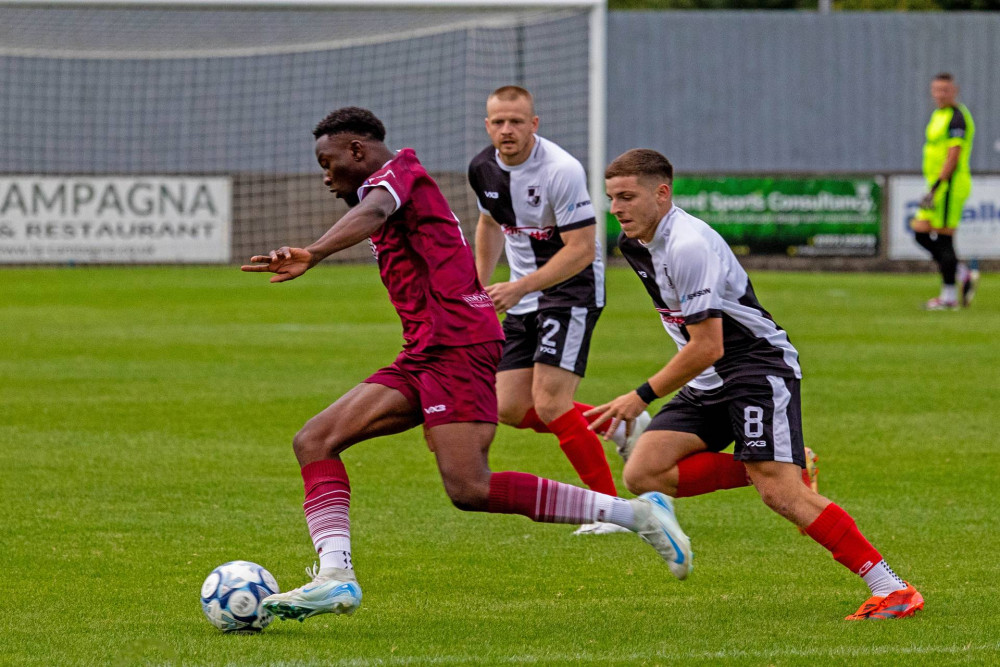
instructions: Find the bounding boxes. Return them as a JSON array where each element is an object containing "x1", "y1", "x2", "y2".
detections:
[{"x1": 2, "y1": 266, "x2": 998, "y2": 666}]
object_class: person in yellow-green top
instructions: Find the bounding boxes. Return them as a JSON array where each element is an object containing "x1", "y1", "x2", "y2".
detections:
[{"x1": 912, "y1": 72, "x2": 979, "y2": 311}]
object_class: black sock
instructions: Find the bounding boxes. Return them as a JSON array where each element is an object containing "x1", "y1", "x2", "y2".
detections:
[
  {"x1": 914, "y1": 232, "x2": 939, "y2": 261},
  {"x1": 938, "y1": 235, "x2": 957, "y2": 286}
]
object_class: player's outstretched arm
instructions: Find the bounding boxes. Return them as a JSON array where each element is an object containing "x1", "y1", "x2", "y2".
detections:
[
  {"x1": 241, "y1": 246, "x2": 314, "y2": 283},
  {"x1": 486, "y1": 225, "x2": 595, "y2": 313},
  {"x1": 241, "y1": 188, "x2": 396, "y2": 283},
  {"x1": 586, "y1": 317, "x2": 724, "y2": 438}
]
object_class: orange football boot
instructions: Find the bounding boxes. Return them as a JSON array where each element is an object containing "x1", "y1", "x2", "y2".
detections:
[{"x1": 845, "y1": 583, "x2": 924, "y2": 620}]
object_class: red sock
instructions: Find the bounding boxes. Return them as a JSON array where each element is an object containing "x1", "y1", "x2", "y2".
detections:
[
  {"x1": 674, "y1": 452, "x2": 750, "y2": 498},
  {"x1": 301, "y1": 459, "x2": 352, "y2": 560},
  {"x1": 519, "y1": 403, "x2": 610, "y2": 433},
  {"x1": 805, "y1": 503, "x2": 882, "y2": 576},
  {"x1": 575, "y1": 402, "x2": 596, "y2": 423},
  {"x1": 516, "y1": 407, "x2": 550, "y2": 433},
  {"x1": 547, "y1": 408, "x2": 618, "y2": 496},
  {"x1": 574, "y1": 401, "x2": 612, "y2": 434}
]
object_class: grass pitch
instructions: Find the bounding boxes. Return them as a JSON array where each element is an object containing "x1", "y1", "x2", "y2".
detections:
[{"x1": 2, "y1": 265, "x2": 998, "y2": 666}]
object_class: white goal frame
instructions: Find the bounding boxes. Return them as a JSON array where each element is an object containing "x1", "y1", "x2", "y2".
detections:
[{"x1": 4, "y1": 0, "x2": 609, "y2": 254}]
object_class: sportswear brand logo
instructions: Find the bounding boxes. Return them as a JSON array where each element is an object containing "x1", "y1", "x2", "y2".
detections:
[
  {"x1": 526, "y1": 185, "x2": 541, "y2": 207},
  {"x1": 637, "y1": 271, "x2": 648, "y2": 278},
  {"x1": 567, "y1": 199, "x2": 591, "y2": 212},
  {"x1": 744, "y1": 440, "x2": 767, "y2": 447},
  {"x1": 648, "y1": 494, "x2": 685, "y2": 565},
  {"x1": 858, "y1": 560, "x2": 875, "y2": 576},
  {"x1": 484, "y1": 191, "x2": 499, "y2": 199},
  {"x1": 424, "y1": 405, "x2": 446, "y2": 414}
]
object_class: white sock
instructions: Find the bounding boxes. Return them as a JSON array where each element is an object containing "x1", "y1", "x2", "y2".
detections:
[
  {"x1": 606, "y1": 497, "x2": 636, "y2": 529},
  {"x1": 611, "y1": 420, "x2": 627, "y2": 442},
  {"x1": 941, "y1": 284, "x2": 957, "y2": 302},
  {"x1": 317, "y1": 538, "x2": 353, "y2": 572},
  {"x1": 862, "y1": 560, "x2": 906, "y2": 597}
]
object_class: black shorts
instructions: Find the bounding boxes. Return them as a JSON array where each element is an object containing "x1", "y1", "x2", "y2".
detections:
[
  {"x1": 496, "y1": 306, "x2": 602, "y2": 377},
  {"x1": 648, "y1": 376, "x2": 806, "y2": 467}
]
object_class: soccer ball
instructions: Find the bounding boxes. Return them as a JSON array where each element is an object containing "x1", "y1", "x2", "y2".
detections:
[{"x1": 200, "y1": 560, "x2": 279, "y2": 633}]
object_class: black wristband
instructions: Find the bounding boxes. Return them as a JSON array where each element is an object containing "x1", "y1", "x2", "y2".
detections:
[
  {"x1": 930, "y1": 179, "x2": 942, "y2": 191},
  {"x1": 635, "y1": 382, "x2": 659, "y2": 404}
]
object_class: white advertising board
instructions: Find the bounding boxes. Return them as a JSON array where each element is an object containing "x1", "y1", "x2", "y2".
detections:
[
  {"x1": 0, "y1": 176, "x2": 231, "y2": 264},
  {"x1": 888, "y1": 175, "x2": 1000, "y2": 260}
]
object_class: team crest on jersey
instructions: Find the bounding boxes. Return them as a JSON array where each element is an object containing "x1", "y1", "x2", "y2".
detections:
[{"x1": 526, "y1": 185, "x2": 542, "y2": 207}]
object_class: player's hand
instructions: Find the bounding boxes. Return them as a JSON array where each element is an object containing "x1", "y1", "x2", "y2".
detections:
[
  {"x1": 919, "y1": 191, "x2": 936, "y2": 210},
  {"x1": 584, "y1": 392, "x2": 648, "y2": 441},
  {"x1": 485, "y1": 281, "x2": 528, "y2": 314},
  {"x1": 241, "y1": 246, "x2": 314, "y2": 283}
]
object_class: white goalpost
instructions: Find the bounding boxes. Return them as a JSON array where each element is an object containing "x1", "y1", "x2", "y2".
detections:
[{"x1": 0, "y1": 0, "x2": 606, "y2": 264}]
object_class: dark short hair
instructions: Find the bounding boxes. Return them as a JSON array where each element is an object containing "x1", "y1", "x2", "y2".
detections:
[
  {"x1": 933, "y1": 72, "x2": 955, "y2": 82},
  {"x1": 488, "y1": 85, "x2": 535, "y2": 114},
  {"x1": 313, "y1": 106, "x2": 386, "y2": 141},
  {"x1": 605, "y1": 149, "x2": 674, "y2": 182}
]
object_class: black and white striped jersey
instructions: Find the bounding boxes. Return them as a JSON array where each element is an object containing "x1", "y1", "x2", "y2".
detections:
[
  {"x1": 468, "y1": 135, "x2": 605, "y2": 315},
  {"x1": 618, "y1": 206, "x2": 801, "y2": 391}
]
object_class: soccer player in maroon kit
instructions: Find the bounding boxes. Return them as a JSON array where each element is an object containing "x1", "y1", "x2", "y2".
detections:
[{"x1": 241, "y1": 107, "x2": 692, "y2": 621}]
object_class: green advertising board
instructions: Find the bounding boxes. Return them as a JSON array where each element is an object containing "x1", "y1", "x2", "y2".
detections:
[{"x1": 606, "y1": 177, "x2": 881, "y2": 256}]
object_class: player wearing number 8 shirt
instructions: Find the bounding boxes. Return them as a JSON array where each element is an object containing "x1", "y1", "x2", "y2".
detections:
[
  {"x1": 241, "y1": 108, "x2": 696, "y2": 622},
  {"x1": 469, "y1": 87, "x2": 640, "y2": 536},
  {"x1": 588, "y1": 149, "x2": 924, "y2": 620}
]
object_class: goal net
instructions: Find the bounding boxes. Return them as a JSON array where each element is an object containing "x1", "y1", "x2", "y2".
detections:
[{"x1": 0, "y1": 1, "x2": 604, "y2": 264}]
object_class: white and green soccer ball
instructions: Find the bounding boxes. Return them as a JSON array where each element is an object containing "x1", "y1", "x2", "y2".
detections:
[{"x1": 200, "y1": 560, "x2": 279, "y2": 633}]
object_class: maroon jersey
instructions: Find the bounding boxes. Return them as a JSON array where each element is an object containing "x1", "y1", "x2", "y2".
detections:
[{"x1": 357, "y1": 149, "x2": 503, "y2": 352}]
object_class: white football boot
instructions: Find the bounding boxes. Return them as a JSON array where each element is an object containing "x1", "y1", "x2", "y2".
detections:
[
  {"x1": 629, "y1": 492, "x2": 692, "y2": 580},
  {"x1": 573, "y1": 521, "x2": 632, "y2": 535},
  {"x1": 262, "y1": 564, "x2": 362, "y2": 621},
  {"x1": 609, "y1": 411, "x2": 652, "y2": 462}
]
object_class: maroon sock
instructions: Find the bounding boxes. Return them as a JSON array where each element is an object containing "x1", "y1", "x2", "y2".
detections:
[
  {"x1": 487, "y1": 471, "x2": 610, "y2": 524},
  {"x1": 301, "y1": 459, "x2": 352, "y2": 559}
]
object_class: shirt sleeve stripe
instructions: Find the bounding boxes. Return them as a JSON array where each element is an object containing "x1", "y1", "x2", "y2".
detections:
[
  {"x1": 359, "y1": 181, "x2": 402, "y2": 213},
  {"x1": 559, "y1": 217, "x2": 596, "y2": 233},
  {"x1": 684, "y1": 309, "x2": 724, "y2": 325}
]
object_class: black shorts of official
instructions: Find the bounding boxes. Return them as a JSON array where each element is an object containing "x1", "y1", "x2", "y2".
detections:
[
  {"x1": 647, "y1": 376, "x2": 806, "y2": 467},
  {"x1": 496, "y1": 306, "x2": 602, "y2": 378}
]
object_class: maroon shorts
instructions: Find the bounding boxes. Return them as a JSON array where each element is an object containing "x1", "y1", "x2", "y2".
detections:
[{"x1": 364, "y1": 341, "x2": 502, "y2": 429}]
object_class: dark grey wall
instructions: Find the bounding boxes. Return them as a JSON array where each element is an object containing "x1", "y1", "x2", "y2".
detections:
[
  {"x1": 608, "y1": 11, "x2": 1000, "y2": 174},
  {"x1": 0, "y1": 7, "x2": 589, "y2": 175},
  {"x1": 2, "y1": 9, "x2": 996, "y2": 178}
]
